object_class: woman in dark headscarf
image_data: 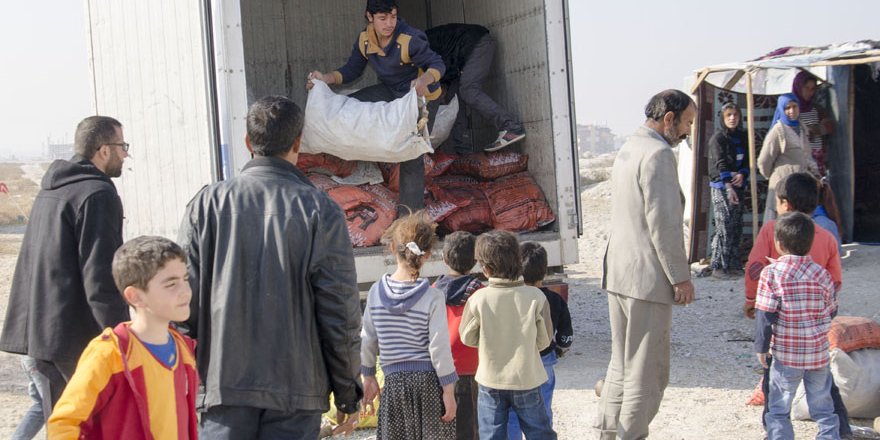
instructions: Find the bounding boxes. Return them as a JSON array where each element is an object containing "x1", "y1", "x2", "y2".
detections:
[
  {"x1": 707, "y1": 102, "x2": 748, "y2": 278},
  {"x1": 757, "y1": 94, "x2": 815, "y2": 222},
  {"x1": 792, "y1": 71, "x2": 834, "y2": 176}
]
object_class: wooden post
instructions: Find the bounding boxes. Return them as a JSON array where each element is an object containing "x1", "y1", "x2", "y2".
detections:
[{"x1": 746, "y1": 71, "x2": 759, "y2": 243}]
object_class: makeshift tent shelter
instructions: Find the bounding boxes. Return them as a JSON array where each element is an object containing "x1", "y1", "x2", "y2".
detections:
[{"x1": 682, "y1": 41, "x2": 880, "y2": 263}]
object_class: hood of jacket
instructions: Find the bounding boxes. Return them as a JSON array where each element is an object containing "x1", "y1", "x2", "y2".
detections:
[
  {"x1": 434, "y1": 274, "x2": 481, "y2": 306},
  {"x1": 41, "y1": 155, "x2": 112, "y2": 191},
  {"x1": 377, "y1": 274, "x2": 431, "y2": 314}
]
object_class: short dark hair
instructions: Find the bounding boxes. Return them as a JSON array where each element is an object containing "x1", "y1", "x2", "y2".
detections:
[
  {"x1": 246, "y1": 96, "x2": 304, "y2": 157},
  {"x1": 443, "y1": 231, "x2": 476, "y2": 274},
  {"x1": 74, "y1": 116, "x2": 122, "y2": 159},
  {"x1": 521, "y1": 241, "x2": 548, "y2": 285},
  {"x1": 644, "y1": 89, "x2": 695, "y2": 123},
  {"x1": 775, "y1": 172, "x2": 819, "y2": 214},
  {"x1": 366, "y1": 0, "x2": 398, "y2": 14},
  {"x1": 774, "y1": 212, "x2": 815, "y2": 256},
  {"x1": 112, "y1": 236, "x2": 186, "y2": 295},
  {"x1": 476, "y1": 230, "x2": 521, "y2": 280}
]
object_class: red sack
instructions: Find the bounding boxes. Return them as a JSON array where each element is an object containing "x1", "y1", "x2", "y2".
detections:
[
  {"x1": 483, "y1": 172, "x2": 555, "y2": 232},
  {"x1": 450, "y1": 151, "x2": 528, "y2": 180},
  {"x1": 307, "y1": 173, "x2": 339, "y2": 191},
  {"x1": 297, "y1": 153, "x2": 357, "y2": 177},
  {"x1": 345, "y1": 184, "x2": 398, "y2": 247},
  {"x1": 424, "y1": 196, "x2": 462, "y2": 222},
  {"x1": 426, "y1": 151, "x2": 456, "y2": 178},
  {"x1": 828, "y1": 316, "x2": 880, "y2": 352},
  {"x1": 379, "y1": 152, "x2": 456, "y2": 192},
  {"x1": 431, "y1": 183, "x2": 492, "y2": 234}
]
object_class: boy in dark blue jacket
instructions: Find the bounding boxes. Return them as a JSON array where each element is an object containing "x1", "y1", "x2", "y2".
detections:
[{"x1": 307, "y1": 0, "x2": 444, "y2": 215}]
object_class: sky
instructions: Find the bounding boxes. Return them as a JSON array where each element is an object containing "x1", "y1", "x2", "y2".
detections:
[{"x1": 0, "y1": 1, "x2": 878, "y2": 158}]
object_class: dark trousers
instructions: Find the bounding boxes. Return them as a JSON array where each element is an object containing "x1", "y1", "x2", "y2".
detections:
[
  {"x1": 762, "y1": 356, "x2": 851, "y2": 437},
  {"x1": 199, "y1": 405, "x2": 322, "y2": 440},
  {"x1": 450, "y1": 34, "x2": 522, "y2": 152},
  {"x1": 455, "y1": 375, "x2": 479, "y2": 440},
  {"x1": 349, "y1": 83, "x2": 438, "y2": 215}
]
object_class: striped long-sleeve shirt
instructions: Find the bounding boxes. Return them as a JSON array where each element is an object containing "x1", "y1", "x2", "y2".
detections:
[{"x1": 361, "y1": 275, "x2": 458, "y2": 386}]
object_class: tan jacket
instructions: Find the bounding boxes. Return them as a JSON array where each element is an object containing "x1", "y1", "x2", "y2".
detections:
[
  {"x1": 459, "y1": 278, "x2": 551, "y2": 390},
  {"x1": 602, "y1": 126, "x2": 690, "y2": 304},
  {"x1": 757, "y1": 122, "x2": 811, "y2": 191}
]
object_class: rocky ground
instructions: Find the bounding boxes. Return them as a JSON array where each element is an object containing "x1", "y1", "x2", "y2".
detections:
[{"x1": 1, "y1": 162, "x2": 878, "y2": 438}]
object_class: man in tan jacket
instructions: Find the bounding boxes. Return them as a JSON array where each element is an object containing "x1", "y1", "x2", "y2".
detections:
[{"x1": 595, "y1": 90, "x2": 696, "y2": 440}]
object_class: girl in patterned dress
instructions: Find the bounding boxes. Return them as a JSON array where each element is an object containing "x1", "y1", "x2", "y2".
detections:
[{"x1": 360, "y1": 210, "x2": 458, "y2": 439}]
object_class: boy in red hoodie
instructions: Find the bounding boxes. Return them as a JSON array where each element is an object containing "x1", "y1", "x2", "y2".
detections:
[{"x1": 433, "y1": 231, "x2": 484, "y2": 440}]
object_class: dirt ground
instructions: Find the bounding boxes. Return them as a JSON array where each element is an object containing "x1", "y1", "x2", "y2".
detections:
[{"x1": 0, "y1": 167, "x2": 878, "y2": 439}]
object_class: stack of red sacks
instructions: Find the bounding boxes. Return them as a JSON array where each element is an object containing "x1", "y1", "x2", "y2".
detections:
[{"x1": 299, "y1": 150, "x2": 556, "y2": 247}]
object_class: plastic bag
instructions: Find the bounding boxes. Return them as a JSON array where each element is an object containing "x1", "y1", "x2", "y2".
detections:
[
  {"x1": 302, "y1": 79, "x2": 432, "y2": 162},
  {"x1": 792, "y1": 348, "x2": 880, "y2": 420},
  {"x1": 429, "y1": 95, "x2": 459, "y2": 147}
]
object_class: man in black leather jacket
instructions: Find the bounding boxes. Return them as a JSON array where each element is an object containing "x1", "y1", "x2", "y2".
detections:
[
  {"x1": 180, "y1": 96, "x2": 362, "y2": 438},
  {"x1": 1, "y1": 116, "x2": 131, "y2": 437}
]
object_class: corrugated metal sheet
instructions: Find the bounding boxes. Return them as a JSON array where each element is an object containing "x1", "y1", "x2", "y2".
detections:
[{"x1": 86, "y1": 0, "x2": 214, "y2": 240}]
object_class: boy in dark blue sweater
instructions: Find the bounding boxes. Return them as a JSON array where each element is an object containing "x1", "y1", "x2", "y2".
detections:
[{"x1": 307, "y1": 0, "x2": 444, "y2": 215}]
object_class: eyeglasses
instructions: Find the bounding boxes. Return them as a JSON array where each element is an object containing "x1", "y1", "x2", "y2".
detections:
[{"x1": 105, "y1": 142, "x2": 130, "y2": 153}]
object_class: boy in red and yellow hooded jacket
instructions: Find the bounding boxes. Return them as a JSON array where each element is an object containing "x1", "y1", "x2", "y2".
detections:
[{"x1": 48, "y1": 236, "x2": 198, "y2": 439}]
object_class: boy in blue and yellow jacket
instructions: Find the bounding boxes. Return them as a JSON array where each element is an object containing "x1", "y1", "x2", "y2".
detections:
[
  {"x1": 48, "y1": 236, "x2": 198, "y2": 439},
  {"x1": 307, "y1": 0, "x2": 445, "y2": 214}
]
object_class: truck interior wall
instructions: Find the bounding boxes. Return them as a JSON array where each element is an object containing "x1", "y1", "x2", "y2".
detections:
[
  {"x1": 852, "y1": 64, "x2": 880, "y2": 242},
  {"x1": 86, "y1": 0, "x2": 215, "y2": 239},
  {"x1": 238, "y1": 0, "x2": 560, "y2": 221}
]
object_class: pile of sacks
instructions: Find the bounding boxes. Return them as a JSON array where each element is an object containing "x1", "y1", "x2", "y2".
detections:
[
  {"x1": 792, "y1": 316, "x2": 880, "y2": 421},
  {"x1": 297, "y1": 150, "x2": 556, "y2": 247}
]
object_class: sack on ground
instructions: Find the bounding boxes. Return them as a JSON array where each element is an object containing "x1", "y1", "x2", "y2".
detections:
[
  {"x1": 792, "y1": 348, "x2": 880, "y2": 420},
  {"x1": 302, "y1": 79, "x2": 432, "y2": 162},
  {"x1": 828, "y1": 316, "x2": 880, "y2": 353}
]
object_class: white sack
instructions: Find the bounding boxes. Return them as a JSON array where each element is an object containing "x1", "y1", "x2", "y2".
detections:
[
  {"x1": 429, "y1": 95, "x2": 459, "y2": 147},
  {"x1": 301, "y1": 79, "x2": 432, "y2": 163},
  {"x1": 792, "y1": 348, "x2": 880, "y2": 420}
]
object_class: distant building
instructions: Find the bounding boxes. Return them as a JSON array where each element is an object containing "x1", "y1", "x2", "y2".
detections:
[
  {"x1": 576, "y1": 124, "x2": 618, "y2": 155},
  {"x1": 48, "y1": 143, "x2": 74, "y2": 160}
]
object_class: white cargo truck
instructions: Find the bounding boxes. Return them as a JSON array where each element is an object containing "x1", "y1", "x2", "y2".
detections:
[{"x1": 85, "y1": 0, "x2": 581, "y2": 284}]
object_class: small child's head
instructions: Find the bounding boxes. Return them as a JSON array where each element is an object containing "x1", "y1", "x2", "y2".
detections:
[
  {"x1": 521, "y1": 242, "x2": 548, "y2": 286},
  {"x1": 475, "y1": 230, "x2": 521, "y2": 280},
  {"x1": 775, "y1": 172, "x2": 819, "y2": 215},
  {"x1": 442, "y1": 231, "x2": 477, "y2": 276},
  {"x1": 112, "y1": 236, "x2": 191, "y2": 323},
  {"x1": 381, "y1": 210, "x2": 437, "y2": 279},
  {"x1": 773, "y1": 212, "x2": 815, "y2": 256}
]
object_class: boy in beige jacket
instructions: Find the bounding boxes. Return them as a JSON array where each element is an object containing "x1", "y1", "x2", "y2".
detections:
[{"x1": 460, "y1": 230, "x2": 556, "y2": 440}]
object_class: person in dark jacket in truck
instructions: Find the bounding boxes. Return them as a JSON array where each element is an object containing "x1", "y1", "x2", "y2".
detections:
[
  {"x1": 179, "y1": 96, "x2": 363, "y2": 438},
  {"x1": 1, "y1": 115, "x2": 131, "y2": 439},
  {"x1": 307, "y1": 0, "x2": 445, "y2": 216},
  {"x1": 426, "y1": 23, "x2": 526, "y2": 153}
]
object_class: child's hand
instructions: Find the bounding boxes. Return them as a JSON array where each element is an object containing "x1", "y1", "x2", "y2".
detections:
[
  {"x1": 743, "y1": 303, "x2": 756, "y2": 319},
  {"x1": 440, "y1": 383, "x2": 457, "y2": 423},
  {"x1": 756, "y1": 353, "x2": 769, "y2": 369},
  {"x1": 361, "y1": 375, "x2": 380, "y2": 415},
  {"x1": 333, "y1": 411, "x2": 359, "y2": 436}
]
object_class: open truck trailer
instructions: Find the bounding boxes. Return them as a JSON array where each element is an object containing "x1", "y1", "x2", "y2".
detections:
[{"x1": 84, "y1": 0, "x2": 581, "y2": 284}]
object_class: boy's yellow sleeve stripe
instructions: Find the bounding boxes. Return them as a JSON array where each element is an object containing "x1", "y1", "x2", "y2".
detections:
[{"x1": 47, "y1": 336, "x2": 124, "y2": 438}]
